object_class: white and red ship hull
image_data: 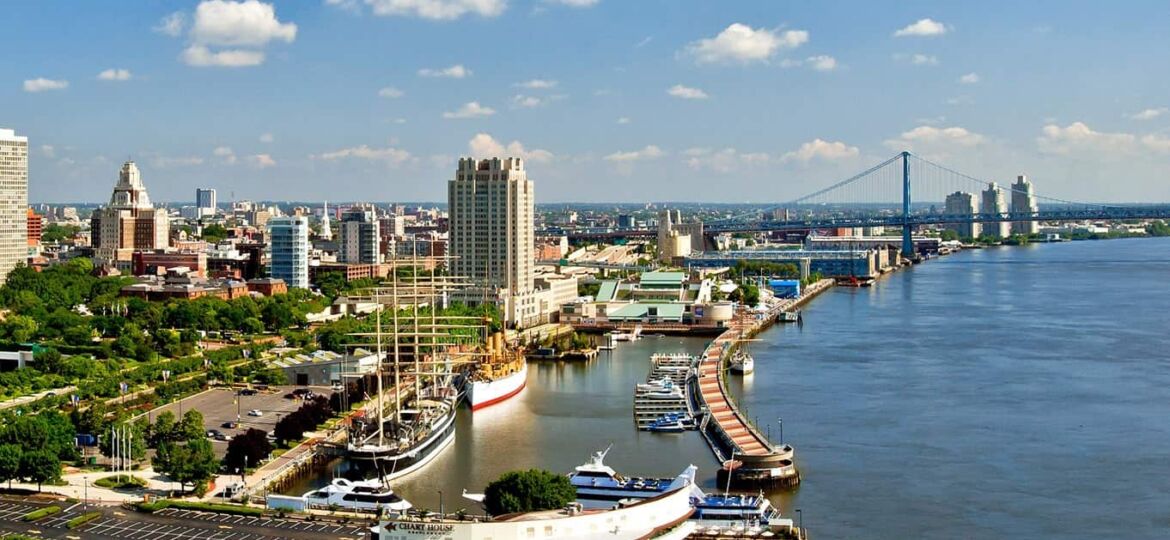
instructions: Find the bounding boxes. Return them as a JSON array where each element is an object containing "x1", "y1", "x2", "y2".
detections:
[{"x1": 467, "y1": 362, "x2": 528, "y2": 411}]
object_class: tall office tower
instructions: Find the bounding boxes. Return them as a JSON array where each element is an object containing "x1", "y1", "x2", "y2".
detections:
[
  {"x1": 1010, "y1": 175, "x2": 1039, "y2": 236},
  {"x1": 318, "y1": 201, "x2": 333, "y2": 241},
  {"x1": 338, "y1": 204, "x2": 380, "y2": 264},
  {"x1": 448, "y1": 157, "x2": 534, "y2": 295},
  {"x1": 195, "y1": 188, "x2": 217, "y2": 218},
  {"x1": 981, "y1": 182, "x2": 1011, "y2": 238},
  {"x1": 267, "y1": 216, "x2": 309, "y2": 288},
  {"x1": 90, "y1": 160, "x2": 170, "y2": 263},
  {"x1": 0, "y1": 129, "x2": 28, "y2": 284},
  {"x1": 944, "y1": 191, "x2": 981, "y2": 239}
]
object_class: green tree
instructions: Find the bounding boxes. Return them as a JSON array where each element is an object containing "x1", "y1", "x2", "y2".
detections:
[
  {"x1": 0, "y1": 444, "x2": 20, "y2": 489},
  {"x1": 0, "y1": 314, "x2": 38, "y2": 343},
  {"x1": 18, "y1": 449, "x2": 60, "y2": 491},
  {"x1": 154, "y1": 437, "x2": 219, "y2": 493},
  {"x1": 179, "y1": 410, "x2": 205, "y2": 441},
  {"x1": 222, "y1": 428, "x2": 272, "y2": 472},
  {"x1": 483, "y1": 469, "x2": 577, "y2": 516}
]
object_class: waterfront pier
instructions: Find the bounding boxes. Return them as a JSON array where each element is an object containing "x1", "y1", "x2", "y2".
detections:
[{"x1": 694, "y1": 279, "x2": 834, "y2": 489}]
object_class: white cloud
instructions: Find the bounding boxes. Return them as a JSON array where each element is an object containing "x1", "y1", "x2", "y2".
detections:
[
  {"x1": 468, "y1": 133, "x2": 553, "y2": 162},
  {"x1": 213, "y1": 145, "x2": 237, "y2": 164},
  {"x1": 442, "y1": 101, "x2": 496, "y2": 119},
  {"x1": 365, "y1": 0, "x2": 506, "y2": 20},
  {"x1": 190, "y1": 0, "x2": 297, "y2": 47},
  {"x1": 248, "y1": 154, "x2": 276, "y2": 168},
  {"x1": 154, "y1": 12, "x2": 186, "y2": 37},
  {"x1": 177, "y1": 1, "x2": 296, "y2": 67},
  {"x1": 1129, "y1": 107, "x2": 1167, "y2": 121},
  {"x1": 806, "y1": 55, "x2": 837, "y2": 72},
  {"x1": 911, "y1": 53, "x2": 938, "y2": 65},
  {"x1": 894, "y1": 18, "x2": 949, "y2": 37},
  {"x1": 685, "y1": 23, "x2": 808, "y2": 64},
  {"x1": 616, "y1": 117, "x2": 631, "y2": 124},
  {"x1": 886, "y1": 125, "x2": 985, "y2": 151},
  {"x1": 259, "y1": 132, "x2": 274, "y2": 143},
  {"x1": 153, "y1": 156, "x2": 206, "y2": 168},
  {"x1": 1037, "y1": 122, "x2": 1137, "y2": 155},
  {"x1": 542, "y1": 0, "x2": 598, "y2": 7},
  {"x1": 182, "y1": 45, "x2": 266, "y2": 67},
  {"x1": 23, "y1": 78, "x2": 69, "y2": 92},
  {"x1": 667, "y1": 84, "x2": 708, "y2": 100},
  {"x1": 959, "y1": 72, "x2": 980, "y2": 84},
  {"x1": 418, "y1": 64, "x2": 470, "y2": 78},
  {"x1": 781, "y1": 139, "x2": 860, "y2": 163},
  {"x1": 378, "y1": 86, "x2": 404, "y2": 98},
  {"x1": 312, "y1": 144, "x2": 413, "y2": 165},
  {"x1": 512, "y1": 95, "x2": 543, "y2": 108},
  {"x1": 1142, "y1": 134, "x2": 1170, "y2": 153},
  {"x1": 98, "y1": 69, "x2": 133, "y2": 81},
  {"x1": 604, "y1": 145, "x2": 664, "y2": 162},
  {"x1": 515, "y1": 79, "x2": 557, "y2": 89},
  {"x1": 40, "y1": 145, "x2": 56, "y2": 158},
  {"x1": 685, "y1": 147, "x2": 771, "y2": 173},
  {"x1": 635, "y1": 36, "x2": 653, "y2": 48}
]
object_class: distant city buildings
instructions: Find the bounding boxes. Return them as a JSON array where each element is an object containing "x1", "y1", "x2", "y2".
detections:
[
  {"x1": 0, "y1": 129, "x2": 28, "y2": 283},
  {"x1": 981, "y1": 182, "x2": 1011, "y2": 238},
  {"x1": 449, "y1": 157, "x2": 535, "y2": 294},
  {"x1": 318, "y1": 201, "x2": 333, "y2": 241},
  {"x1": 267, "y1": 216, "x2": 309, "y2": 288},
  {"x1": 90, "y1": 160, "x2": 170, "y2": 265},
  {"x1": 196, "y1": 188, "x2": 217, "y2": 218},
  {"x1": 1011, "y1": 175, "x2": 1039, "y2": 235},
  {"x1": 338, "y1": 204, "x2": 380, "y2": 264},
  {"x1": 26, "y1": 207, "x2": 42, "y2": 248},
  {"x1": 657, "y1": 209, "x2": 704, "y2": 262},
  {"x1": 944, "y1": 191, "x2": 981, "y2": 239}
]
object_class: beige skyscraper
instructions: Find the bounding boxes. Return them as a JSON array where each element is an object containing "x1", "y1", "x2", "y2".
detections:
[
  {"x1": 0, "y1": 129, "x2": 29, "y2": 283},
  {"x1": 981, "y1": 182, "x2": 1012, "y2": 238},
  {"x1": 1010, "y1": 175, "x2": 1039, "y2": 235},
  {"x1": 91, "y1": 160, "x2": 170, "y2": 264},
  {"x1": 944, "y1": 191, "x2": 981, "y2": 239},
  {"x1": 448, "y1": 157, "x2": 535, "y2": 324}
]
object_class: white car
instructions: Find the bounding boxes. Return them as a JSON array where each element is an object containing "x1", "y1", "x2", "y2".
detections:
[{"x1": 247, "y1": 409, "x2": 263, "y2": 417}]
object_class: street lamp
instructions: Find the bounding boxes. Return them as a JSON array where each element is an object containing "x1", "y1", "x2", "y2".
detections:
[
  {"x1": 777, "y1": 418, "x2": 783, "y2": 445},
  {"x1": 795, "y1": 508, "x2": 803, "y2": 539},
  {"x1": 437, "y1": 489, "x2": 444, "y2": 519}
]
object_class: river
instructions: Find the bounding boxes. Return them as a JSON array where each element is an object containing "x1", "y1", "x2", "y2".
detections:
[{"x1": 294, "y1": 237, "x2": 1170, "y2": 539}]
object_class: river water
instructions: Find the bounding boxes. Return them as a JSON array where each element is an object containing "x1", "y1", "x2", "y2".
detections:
[{"x1": 297, "y1": 237, "x2": 1170, "y2": 539}]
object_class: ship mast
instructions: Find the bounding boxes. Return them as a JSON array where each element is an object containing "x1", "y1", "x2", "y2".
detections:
[
  {"x1": 412, "y1": 243, "x2": 422, "y2": 399},
  {"x1": 375, "y1": 287, "x2": 384, "y2": 446},
  {"x1": 391, "y1": 260, "x2": 402, "y2": 424}
]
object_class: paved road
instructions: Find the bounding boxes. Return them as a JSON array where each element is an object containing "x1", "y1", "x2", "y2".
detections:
[{"x1": 0, "y1": 499, "x2": 372, "y2": 540}]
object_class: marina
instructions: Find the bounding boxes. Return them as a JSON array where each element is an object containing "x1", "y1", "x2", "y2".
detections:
[{"x1": 633, "y1": 353, "x2": 698, "y2": 431}]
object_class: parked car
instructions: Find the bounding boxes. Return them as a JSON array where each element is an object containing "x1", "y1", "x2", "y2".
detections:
[
  {"x1": 247, "y1": 409, "x2": 263, "y2": 417},
  {"x1": 207, "y1": 429, "x2": 222, "y2": 439},
  {"x1": 221, "y1": 421, "x2": 235, "y2": 429},
  {"x1": 239, "y1": 389, "x2": 258, "y2": 396}
]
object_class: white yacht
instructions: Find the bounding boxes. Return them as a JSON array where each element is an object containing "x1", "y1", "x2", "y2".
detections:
[
  {"x1": 729, "y1": 349, "x2": 754, "y2": 374},
  {"x1": 303, "y1": 478, "x2": 413, "y2": 513}
]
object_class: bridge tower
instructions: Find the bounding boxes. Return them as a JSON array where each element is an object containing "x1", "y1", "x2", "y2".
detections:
[{"x1": 901, "y1": 151, "x2": 913, "y2": 258}]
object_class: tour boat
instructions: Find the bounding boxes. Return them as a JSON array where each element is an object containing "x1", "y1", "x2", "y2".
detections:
[
  {"x1": 691, "y1": 493, "x2": 782, "y2": 526},
  {"x1": 567, "y1": 447, "x2": 702, "y2": 507},
  {"x1": 303, "y1": 477, "x2": 413, "y2": 514}
]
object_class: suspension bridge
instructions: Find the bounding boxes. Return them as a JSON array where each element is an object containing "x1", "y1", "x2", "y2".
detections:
[{"x1": 567, "y1": 151, "x2": 1170, "y2": 255}]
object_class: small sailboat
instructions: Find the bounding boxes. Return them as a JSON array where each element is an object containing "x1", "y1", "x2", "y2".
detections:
[{"x1": 728, "y1": 338, "x2": 760, "y2": 375}]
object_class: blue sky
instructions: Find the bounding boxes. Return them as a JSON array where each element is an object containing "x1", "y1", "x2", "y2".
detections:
[{"x1": 5, "y1": 0, "x2": 1170, "y2": 204}]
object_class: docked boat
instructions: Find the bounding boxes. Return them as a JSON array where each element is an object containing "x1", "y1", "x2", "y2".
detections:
[
  {"x1": 467, "y1": 331, "x2": 528, "y2": 411},
  {"x1": 635, "y1": 377, "x2": 674, "y2": 393},
  {"x1": 611, "y1": 324, "x2": 643, "y2": 342},
  {"x1": 568, "y1": 447, "x2": 702, "y2": 508},
  {"x1": 729, "y1": 349, "x2": 754, "y2": 375},
  {"x1": 303, "y1": 477, "x2": 413, "y2": 514},
  {"x1": 373, "y1": 471, "x2": 697, "y2": 540},
  {"x1": 647, "y1": 413, "x2": 696, "y2": 433},
  {"x1": 568, "y1": 451, "x2": 783, "y2": 526},
  {"x1": 642, "y1": 386, "x2": 684, "y2": 400},
  {"x1": 348, "y1": 389, "x2": 458, "y2": 480}
]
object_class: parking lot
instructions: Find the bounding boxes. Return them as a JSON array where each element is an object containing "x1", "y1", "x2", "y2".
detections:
[
  {"x1": 146, "y1": 386, "x2": 332, "y2": 456},
  {"x1": 0, "y1": 499, "x2": 369, "y2": 540}
]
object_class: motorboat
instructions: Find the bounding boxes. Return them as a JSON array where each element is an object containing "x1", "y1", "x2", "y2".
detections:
[{"x1": 303, "y1": 478, "x2": 412, "y2": 514}]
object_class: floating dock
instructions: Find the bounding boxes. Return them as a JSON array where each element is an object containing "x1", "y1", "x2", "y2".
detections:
[{"x1": 633, "y1": 353, "x2": 697, "y2": 430}]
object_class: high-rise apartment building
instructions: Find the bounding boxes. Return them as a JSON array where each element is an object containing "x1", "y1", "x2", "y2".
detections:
[
  {"x1": 267, "y1": 216, "x2": 309, "y2": 288},
  {"x1": 1010, "y1": 175, "x2": 1039, "y2": 236},
  {"x1": 339, "y1": 204, "x2": 380, "y2": 264},
  {"x1": 449, "y1": 157, "x2": 534, "y2": 294},
  {"x1": 91, "y1": 161, "x2": 170, "y2": 264},
  {"x1": 981, "y1": 182, "x2": 1011, "y2": 238},
  {"x1": 195, "y1": 188, "x2": 217, "y2": 218},
  {"x1": 27, "y1": 208, "x2": 42, "y2": 247},
  {"x1": 0, "y1": 129, "x2": 28, "y2": 283},
  {"x1": 944, "y1": 191, "x2": 981, "y2": 239}
]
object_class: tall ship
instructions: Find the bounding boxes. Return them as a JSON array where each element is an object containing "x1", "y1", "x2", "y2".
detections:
[
  {"x1": 466, "y1": 331, "x2": 527, "y2": 410},
  {"x1": 344, "y1": 253, "x2": 483, "y2": 481}
]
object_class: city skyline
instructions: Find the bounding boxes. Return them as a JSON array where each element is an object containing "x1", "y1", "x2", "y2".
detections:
[{"x1": 6, "y1": 1, "x2": 1170, "y2": 204}]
